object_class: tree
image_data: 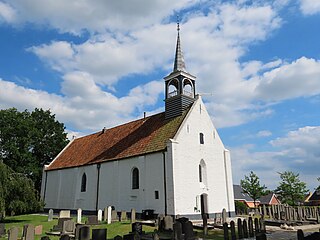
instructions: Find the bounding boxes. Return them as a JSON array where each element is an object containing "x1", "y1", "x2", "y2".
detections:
[
  {"x1": 0, "y1": 108, "x2": 69, "y2": 191},
  {"x1": 275, "y1": 171, "x2": 309, "y2": 206},
  {"x1": 240, "y1": 171, "x2": 267, "y2": 208},
  {"x1": 0, "y1": 162, "x2": 42, "y2": 217}
]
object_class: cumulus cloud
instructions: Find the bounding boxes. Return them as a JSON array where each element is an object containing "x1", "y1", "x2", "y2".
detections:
[
  {"x1": 300, "y1": 0, "x2": 320, "y2": 15},
  {"x1": 231, "y1": 126, "x2": 320, "y2": 190},
  {"x1": 0, "y1": 2, "x2": 16, "y2": 23}
]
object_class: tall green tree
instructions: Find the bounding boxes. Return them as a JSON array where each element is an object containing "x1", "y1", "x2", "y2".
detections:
[
  {"x1": 0, "y1": 108, "x2": 69, "y2": 191},
  {"x1": 240, "y1": 171, "x2": 267, "y2": 208},
  {"x1": 275, "y1": 171, "x2": 309, "y2": 206}
]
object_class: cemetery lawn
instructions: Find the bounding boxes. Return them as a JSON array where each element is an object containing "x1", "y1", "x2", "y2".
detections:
[{"x1": 0, "y1": 214, "x2": 225, "y2": 240}]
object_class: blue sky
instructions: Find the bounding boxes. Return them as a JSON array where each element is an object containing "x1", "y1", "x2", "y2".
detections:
[{"x1": 0, "y1": 0, "x2": 319, "y2": 191}]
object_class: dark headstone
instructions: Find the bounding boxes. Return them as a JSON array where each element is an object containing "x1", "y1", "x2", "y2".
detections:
[
  {"x1": 8, "y1": 227, "x2": 19, "y2": 240},
  {"x1": 248, "y1": 217, "x2": 254, "y2": 237},
  {"x1": 256, "y1": 233, "x2": 267, "y2": 240},
  {"x1": 243, "y1": 219, "x2": 248, "y2": 238},
  {"x1": 92, "y1": 228, "x2": 107, "y2": 240},
  {"x1": 75, "y1": 224, "x2": 86, "y2": 240},
  {"x1": 223, "y1": 222, "x2": 229, "y2": 240},
  {"x1": 184, "y1": 221, "x2": 194, "y2": 240},
  {"x1": 173, "y1": 221, "x2": 183, "y2": 240},
  {"x1": 254, "y1": 217, "x2": 260, "y2": 234},
  {"x1": 40, "y1": 236, "x2": 50, "y2": 240},
  {"x1": 259, "y1": 218, "x2": 266, "y2": 234},
  {"x1": 86, "y1": 216, "x2": 99, "y2": 225},
  {"x1": 297, "y1": 229, "x2": 304, "y2": 240},
  {"x1": 79, "y1": 226, "x2": 90, "y2": 240},
  {"x1": 237, "y1": 218, "x2": 243, "y2": 239},
  {"x1": 114, "y1": 236, "x2": 122, "y2": 240},
  {"x1": 0, "y1": 223, "x2": 5, "y2": 236},
  {"x1": 157, "y1": 214, "x2": 165, "y2": 232},
  {"x1": 230, "y1": 221, "x2": 236, "y2": 240},
  {"x1": 305, "y1": 232, "x2": 320, "y2": 240},
  {"x1": 60, "y1": 234, "x2": 70, "y2": 240},
  {"x1": 123, "y1": 233, "x2": 140, "y2": 240},
  {"x1": 52, "y1": 218, "x2": 72, "y2": 232},
  {"x1": 131, "y1": 222, "x2": 143, "y2": 235}
]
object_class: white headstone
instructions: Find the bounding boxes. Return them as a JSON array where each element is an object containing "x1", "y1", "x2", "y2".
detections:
[
  {"x1": 98, "y1": 209, "x2": 102, "y2": 222},
  {"x1": 59, "y1": 210, "x2": 70, "y2": 218},
  {"x1": 77, "y1": 208, "x2": 82, "y2": 224},
  {"x1": 107, "y1": 206, "x2": 112, "y2": 224},
  {"x1": 48, "y1": 209, "x2": 53, "y2": 221}
]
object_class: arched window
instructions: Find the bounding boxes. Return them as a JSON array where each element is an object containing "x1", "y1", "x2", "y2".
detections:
[
  {"x1": 183, "y1": 79, "x2": 194, "y2": 97},
  {"x1": 199, "y1": 164, "x2": 203, "y2": 182},
  {"x1": 199, "y1": 160, "x2": 207, "y2": 187},
  {"x1": 167, "y1": 79, "x2": 179, "y2": 98},
  {"x1": 81, "y1": 173, "x2": 87, "y2": 192},
  {"x1": 132, "y1": 167, "x2": 139, "y2": 189},
  {"x1": 200, "y1": 133, "x2": 204, "y2": 144}
]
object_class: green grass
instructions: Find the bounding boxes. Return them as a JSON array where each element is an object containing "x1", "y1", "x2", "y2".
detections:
[{"x1": 0, "y1": 214, "x2": 225, "y2": 240}]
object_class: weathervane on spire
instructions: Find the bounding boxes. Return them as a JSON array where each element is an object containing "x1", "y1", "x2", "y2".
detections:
[{"x1": 177, "y1": 15, "x2": 180, "y2": 32}]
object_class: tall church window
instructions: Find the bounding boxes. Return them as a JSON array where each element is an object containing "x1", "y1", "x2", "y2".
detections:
[
  {"x1": 81, "y1": 173, "x2": 87, "y2": 192},
  {"x1": 200, "y1": 133, "x2": 204, "y2": 144},
  {"x1": 132, "y1": 167, "x2": 139, "y2": 189},
  {"x1": 199, "y1": 164, "x2": 202, "y2": 182},
  {"x1": 199, "y1": 160, "x2": 207, "y2": 187}
]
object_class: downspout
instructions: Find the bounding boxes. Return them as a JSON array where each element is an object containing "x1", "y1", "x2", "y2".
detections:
[
  {"x1": 95, "y1": 163, "x2": 101, "y2": 213},
  {"x1": 162, "y1": 152, "x2": 167, "y2": 215}
]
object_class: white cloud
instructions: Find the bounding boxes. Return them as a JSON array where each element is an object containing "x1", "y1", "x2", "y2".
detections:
[
  {"x1": 257, "y1": 130, "x2": 272, "y2": 137},
  {"x1": 0, "y1": 2, "x2": 16, "y2": 23},
  {"x1": 300, "y1": 0, "x2": 320, "y2": 15}
]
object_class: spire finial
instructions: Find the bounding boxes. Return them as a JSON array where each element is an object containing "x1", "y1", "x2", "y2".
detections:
[{"x1": 173, "y1": 15, "x2": 186, "y2": 72}]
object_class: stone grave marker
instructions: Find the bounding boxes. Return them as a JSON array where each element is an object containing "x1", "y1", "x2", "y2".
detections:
[
  {"x1": 152, "y1": 233, "x2": 159, "y2": 240},
  {"x1": 243, "y1": 219, "x2": 248, "y2": 238},
  {"x1": 79, "y1": 225, "x2": 90, "y2": 240},
  {"x1": 237, "y1": 218, "x2": 243, "y2": 239},
  {"x1": 103, "y1": 207, "x2": 108, "y2": 222},
  {"x1": 41, "y1": 236, "x2": 50, "y2": 240},
  {"x1": 35, "y1": 225, "x2": 43, "y2": 235},
  {"x1": 86, "y1": 216, "x2": 99, "y2": 225},
  {"x1": 77, "y1": 208, "x2": 82, "y2": 224},
  {"x1": 254, "y1": 217, "x2": 260, "y2": 234},
  {"x1": 92, "y1": 228, "x2": 107, "y2": 240},
  {"x1": 222, "y1": 208, "x2": 227, "y2": 223},
  {"x1": 173, "y1": 221, "x2": 183, "y2": 240},
  {"x1": 248, "y1": 217, "x2": 254, "y2": 237},
  {"x1": 8, "y1": 227, "x2": 19, "y2": 240},
  {"x1": 164, "y1": 216, "x2": 173, "y2": 231},
  {"x1": 256, "y1": 233, "x2": 267, "y2": 240},
  {"x1": 107, "y1": 206, "x2": 112, "y2": 224},
  {"x1": 114, "y1": 235, "x2": 122, "y2": 240},
  {"x1": 0, "y1": 223, "x2": 5, "y2": 236},
  {"x1": 52, "y1": 218, "x2": 72, "y2": 232},
  {"x1": 223, "y1": 222, "x2": 229, "y2": 240},
  {"x1": 131, "y1": 208, "x2": 136, "y2": 223},
  {"x1": 62, "y1": 220, "x2": 75, "y2": 235},
  {"x1": 157, "y1": 214, "x2": 165, "y2": 231},
  {"x1": 98, "y1": 209, "x2": 103, "y2": 222},
  {"x1": 120, "y1": 211, "x2": 127, "y2": 222},
  {"x1": 59, "y1": 210, "x2": 71, "y2": 218},
  {"x1": 111, "y1": 210, "x2": 118, "y2": 222},
  {"x1": 183, "y1": 221, "x2": 194, "y2": 240},
  {"x1": 22, "y1": 224, "x2": 35, "y2": 240},
  {"x1": 131, "y1": 222, "x2": 143, "y2": 235},
  {"x1": 60, "y1": 234, "x2": 70, "y2": 240},
  {"x1": 259, "y1": 218, "x2": 266, "y2": 233},
  {"x1": 48, "y1": 209, "x2": 53, "y2": 222},
  {"x1": 230, "y1": 221, "x2": 236, "y2": 240}
]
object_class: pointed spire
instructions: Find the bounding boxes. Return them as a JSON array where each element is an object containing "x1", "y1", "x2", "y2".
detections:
[{"x1": 173, "y1": 16, "x2": 186, "y2": 72}]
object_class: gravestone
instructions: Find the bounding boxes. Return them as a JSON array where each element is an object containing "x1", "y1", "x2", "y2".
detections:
[
  {"x1": 223, "y1": 222, "x2": 229, "y2": 240},
  {"x1": 163, "y1": 216, "x2": 173, "y2": 231},
  {"x1": 86, "y1": 216, "x2": 99, "y2": 225},
  {"x1": 243, "y1": 219, "x2": 248, "y2": 238},
  {"x1": 222, "y1": 208, "x2": 227, "y2": 223},
  {"x1": 111, "y1": 210, "x2": 118, "y2": 222},
  {"x1": 41, "y1": 236, "x2": 50, "y2": 240},
  {"x1": 79, "y1": 225, "x2": 90, "y2": 240},
  {"x1": 183, "y1": 221, "x2": 194, "y2": 240},
  {"x1": 62, "y1": 220, "x2": 75, "y2": 234},
  {"x1": 114, "y1": 236, "x2": 122, "y2": 240},
  {"x1": 22, "y1": 224, "x2": 35, "y2": 240},
  {"x1": 237, "y1": 218, "x2": 243, "y2": 239},
  {"x1": 131, "y1": 222, "x2": 143, "y2": 235},
  {"x1": 215, "y1": 213, "x2": 222, "y2": 225},
  {"x1": 104, "y1": 207, "x2": 108, "y2": 222},
  {"x1": 230, "y1": 221, "x2": 236, "y2": 240},
  {"x1": 75, "y1": 224, "x2": 87, "y2": 240},
  {"x1": 59, "y1": 210, "x2": 71, "y2": 218},
  {"x1": 92, "y1": 228, "x2": 107, "y2": 240},
  {"x1": 8, "y1": 227, "x2": 19, "y2": 240},
  {"x1": 48, "y1": 209, "x2": 54, "y2": 222},
  {"x1": 131, "y1": 208, "x2": 136, "y2": 223},
  {"x1": 77, "y1": 208, "x2": 82, "y2": 224},
  {"x1": 248, "y1": 217, "x2": 254, "y2": 237},
  {"x1": 173, "y1": 221, "x2": 183, "y2": 240},
  {"x1": 52, "y1": 218, "x2": 72, "y2": 232},
  {"x1": 152, "y1": 233, "x2": 159, "y2": 240},
  {"x1": 35, "y1": 225, "x2": 43, "y2": 235},
  {"x1": 256, "y1": 233, "x2": 267, "y2": 240},
  {"x1": 254, "y1": 217, "x2": 260, "y2": 234},
  {"x1": 107, "y1": 206, "x2": 112, "y2": 224},
  {"x1": 98, "y1": 209, "x2": 103, "y2": 222},
  {"x1": 297, "y1": 229, "x2": 304, "y2": 240},
  {"x1": 157, "y1": 214, "x2": 165, "y2": 231},
  {"x1": 259, "y1": 218, "x2": 266, "y2": 234},
  {"x1": 0, "y1": 223, "x2": 5, "y2": 236},
  {"x1": 120, "y1": 211, "x2": 127, "y2": 222},
  {"x1": 60, "y1": 234, "x2": 70, "y2": 240},
  {"x1": 123, "y1": 233, "x2": 140, "y2": 240}
]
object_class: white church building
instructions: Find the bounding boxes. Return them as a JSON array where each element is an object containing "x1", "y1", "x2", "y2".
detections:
[{"x1": 40, "y1": 27, "x2": 235, "y2": 219}]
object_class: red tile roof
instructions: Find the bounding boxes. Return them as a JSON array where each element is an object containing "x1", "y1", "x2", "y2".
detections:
[{"x1": 46, "y1": 111, "x2": 187, "y2": 171}]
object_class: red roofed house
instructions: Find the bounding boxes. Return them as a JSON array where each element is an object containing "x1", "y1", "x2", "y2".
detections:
[{"x1": 40, "y1": 28, "x2": 235, "y2": 219}]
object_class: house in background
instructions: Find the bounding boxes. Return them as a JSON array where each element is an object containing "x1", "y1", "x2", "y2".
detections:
[
  {"x1": 40, "y1": 27, "x2": 235, "y2": 219},
  {"x1": 259, "y1": 192, "x2": 281, "y2": 206},
  {"x1": 233, "y1": 184, "x2": 260, "y2": 208},
  {"x1": 306, "y1": 190, "x2": 320, "y2": 206}
]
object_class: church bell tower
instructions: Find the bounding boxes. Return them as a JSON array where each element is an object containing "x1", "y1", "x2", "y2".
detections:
[{"x1": 164, "y1": 22, "x2": 196, "y2": 119}]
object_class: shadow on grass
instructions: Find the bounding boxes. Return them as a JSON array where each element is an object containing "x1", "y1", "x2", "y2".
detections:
[{"x1": 1, "y1": 219, "x2": 27, "y2": 224}]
